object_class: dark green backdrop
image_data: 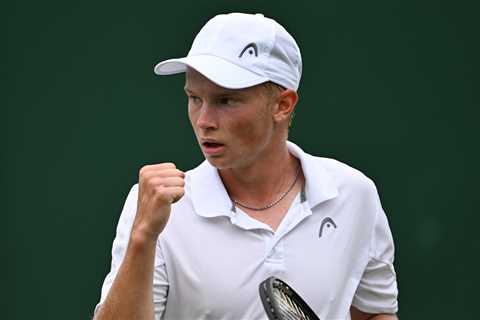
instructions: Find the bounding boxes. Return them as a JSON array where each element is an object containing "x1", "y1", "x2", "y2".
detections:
[{"x1": 5, "y1": 0, "x2": 478, "y2": 319}]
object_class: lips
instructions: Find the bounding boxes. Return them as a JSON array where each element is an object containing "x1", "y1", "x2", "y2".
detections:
[
  {"x1": 201, "y1": 139, "x2": 225, "y2": 155},
  {"x1": 203, "y1": 141, "x2": 223, "y2": 148}
]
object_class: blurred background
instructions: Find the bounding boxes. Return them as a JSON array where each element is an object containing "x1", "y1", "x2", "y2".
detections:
[{"x1": 4, "y1": 0, "x2": 478, "y2": 319}]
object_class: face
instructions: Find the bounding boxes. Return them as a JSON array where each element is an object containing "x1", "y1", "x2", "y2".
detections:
[{"x1": 185, "y1": 69, "x2": 280, "y2": 170}]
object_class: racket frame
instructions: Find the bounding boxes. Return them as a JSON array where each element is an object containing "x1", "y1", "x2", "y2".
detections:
[{"x1": 259, "y1": 276, "x2": 320, "y2": 320}]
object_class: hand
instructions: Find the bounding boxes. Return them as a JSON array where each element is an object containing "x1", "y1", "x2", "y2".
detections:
[{"x1": 133, "y1": 163, "x2": 185, "y2": 241}]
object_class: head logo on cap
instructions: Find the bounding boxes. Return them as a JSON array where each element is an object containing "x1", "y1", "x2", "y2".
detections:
[{"x1": 239, "y1": 43, "x2": 259, "y2": 58}]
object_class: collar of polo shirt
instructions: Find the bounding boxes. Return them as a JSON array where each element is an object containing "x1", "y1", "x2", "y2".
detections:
[{"x1": 187, "y1": 141, "x2": 339, "y2": 218}]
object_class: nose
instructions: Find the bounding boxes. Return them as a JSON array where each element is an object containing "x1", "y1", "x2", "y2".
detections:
[{"x1": 196, "y1": 103, "x2": 218, "y2": 130}]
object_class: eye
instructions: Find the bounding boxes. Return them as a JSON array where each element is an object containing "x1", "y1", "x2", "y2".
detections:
[
  {"x1": 218, "y1": 97, "x2": 235, "y2": 106},
  {"x1": 188, "y1": 95, "x2": 201, "y2": 104},
  {"x1": 239, "y1": 43, "x2": 258, "y2": 58}
]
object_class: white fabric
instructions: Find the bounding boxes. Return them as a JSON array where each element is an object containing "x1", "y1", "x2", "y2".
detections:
[
  {"x1": 94, "y1": 141, "x2": 398, "y2": 319},
  {"x1": 154, "y1": 13, "x2": 302, "y2": 90}
]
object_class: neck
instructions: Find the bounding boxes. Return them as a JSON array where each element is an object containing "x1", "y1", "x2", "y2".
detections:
[{"x1": 218, "y1": 142, "x2": 299, "y2": 207}]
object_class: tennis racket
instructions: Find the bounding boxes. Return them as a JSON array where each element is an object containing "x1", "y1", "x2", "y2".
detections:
[{"x1": 259, "y1": 277, "x2": 320, "y2": 320}]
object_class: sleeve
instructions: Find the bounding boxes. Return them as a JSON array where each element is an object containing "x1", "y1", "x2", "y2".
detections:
[
  {"x1": 93, "y1": 184, "x2": 169, "y2": 319},
  {"x1": 351, "y1": 192, "x2": 399, "y2": 314}
]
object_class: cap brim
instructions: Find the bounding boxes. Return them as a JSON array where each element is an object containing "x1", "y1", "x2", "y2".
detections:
[{"x1": 153, "y1": 55, "x2": 269, "y2": 89}]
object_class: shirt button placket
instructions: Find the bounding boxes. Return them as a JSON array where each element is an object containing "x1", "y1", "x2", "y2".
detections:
[{"x1": 264, "y1": 238, "x2": 285, "y2": 277}]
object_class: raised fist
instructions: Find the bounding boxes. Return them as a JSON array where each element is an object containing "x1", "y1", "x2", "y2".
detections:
[{"x1": 133, "y1": 163, "x2": 185, "y2": 240}]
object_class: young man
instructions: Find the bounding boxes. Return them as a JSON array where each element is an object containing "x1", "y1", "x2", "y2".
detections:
[{"x1": 94, "y1": 13, "x2": 398, "y2": 320}]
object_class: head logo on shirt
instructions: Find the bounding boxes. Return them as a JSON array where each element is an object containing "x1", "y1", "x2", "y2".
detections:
[{"x1": 319, "y1": 217, "x2": 337, "y2": 238}]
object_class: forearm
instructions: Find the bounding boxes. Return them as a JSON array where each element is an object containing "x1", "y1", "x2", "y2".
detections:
[{"x1": 95, "y1": 231, "x2": 157, "y2": 320}]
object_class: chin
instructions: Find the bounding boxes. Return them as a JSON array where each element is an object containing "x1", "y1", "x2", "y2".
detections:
[{"x1": 203, "y1": 155, "x2": 233, "y2": 170}]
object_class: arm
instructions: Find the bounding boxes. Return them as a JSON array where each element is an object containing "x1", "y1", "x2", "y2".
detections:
[
  {"x1": 95, "y1": 163, "x2": 185, "y2": 320},
  {"x1": 95, "y1": 232, "x2": 157, "y2": 320},
  {"x1": 351, "y1": 306, "x2": 397, "y2": 320},
  {"x1": 350, "y1": 182, "x2": 398, "y2": 320}
]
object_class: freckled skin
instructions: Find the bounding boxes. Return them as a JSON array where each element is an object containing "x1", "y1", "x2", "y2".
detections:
[{"x1": 185, "y1": 68, "x2": 278, "y2": 171}]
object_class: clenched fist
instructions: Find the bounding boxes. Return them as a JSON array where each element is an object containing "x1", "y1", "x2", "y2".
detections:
[{"x1": 132, "y1": 163, "x2": 185, "y2": 241}]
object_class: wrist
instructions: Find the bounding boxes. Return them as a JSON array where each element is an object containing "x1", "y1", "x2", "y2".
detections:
[{"x1": 130, "y1": 227, "x2": 159, "y2": 249}]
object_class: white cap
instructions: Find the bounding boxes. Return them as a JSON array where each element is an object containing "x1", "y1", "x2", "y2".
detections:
[{"x1": 154, "y1": 13, "x2": 302, "y2": 91}]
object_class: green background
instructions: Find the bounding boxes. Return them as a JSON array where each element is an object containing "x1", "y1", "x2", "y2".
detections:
[{"x1": 5, "y1": 0, "x2": 478, "y2": 319}]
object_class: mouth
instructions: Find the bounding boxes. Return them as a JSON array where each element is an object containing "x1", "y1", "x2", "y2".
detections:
[{"x1": 201, "y1": 140, "x2": 225, "y2": 155}]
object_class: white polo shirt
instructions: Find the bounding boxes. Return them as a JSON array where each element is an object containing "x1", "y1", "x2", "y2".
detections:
[{"x1": 95, "y1": 141, "x2": 398, "y2": 319}]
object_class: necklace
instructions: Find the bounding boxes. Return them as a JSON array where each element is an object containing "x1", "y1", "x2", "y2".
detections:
[{"x1": 232, "y1": 165, "x2": 301, "y2": 211}]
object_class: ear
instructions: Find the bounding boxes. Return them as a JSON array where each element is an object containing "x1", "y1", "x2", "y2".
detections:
[{"x1": 272, "y1": 89, "x2": 299, "y2": 124}]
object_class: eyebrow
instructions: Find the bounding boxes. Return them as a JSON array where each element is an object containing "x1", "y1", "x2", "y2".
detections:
[{"x1": 183, "y1": 87, "x2": 241, "y2": 97}]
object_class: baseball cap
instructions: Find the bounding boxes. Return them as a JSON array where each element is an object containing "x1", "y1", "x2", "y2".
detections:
[{"x1": 154, "y1": 13, "x2": 302, "y2": 91}]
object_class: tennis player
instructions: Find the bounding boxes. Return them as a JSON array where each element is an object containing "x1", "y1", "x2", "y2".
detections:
[{"x1": 94, "y1": 13, "x2": 398, "y2": 320}]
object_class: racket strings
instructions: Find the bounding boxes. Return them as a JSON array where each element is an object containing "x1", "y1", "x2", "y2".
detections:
[{"x1": 272, "y1": 286, "x2": 311, "y2": 320}]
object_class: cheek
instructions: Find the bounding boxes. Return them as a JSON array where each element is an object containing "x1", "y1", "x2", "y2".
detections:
[{"x1": 230, "y1": 113, "x2": 272, "y2": 146}]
